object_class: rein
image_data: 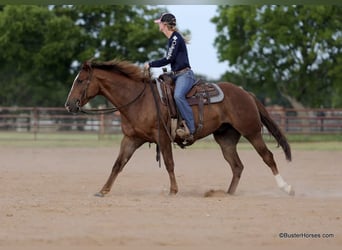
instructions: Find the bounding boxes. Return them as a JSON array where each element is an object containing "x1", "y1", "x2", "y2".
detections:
[
  {"x1": 148, "y1": 78, "x2": 176, "y2": 167},
  {"x1": 80, "y1": 106, "x2": 119, "y2": 115}
]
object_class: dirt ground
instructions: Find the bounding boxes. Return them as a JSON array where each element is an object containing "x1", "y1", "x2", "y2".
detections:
[{"x1": 0, "y1": 144, "x2": 341, "y2": 249}]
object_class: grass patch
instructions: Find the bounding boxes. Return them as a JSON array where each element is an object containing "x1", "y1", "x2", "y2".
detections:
[
  {"x1": 0, "y1": 132, "x2": 341, "y2": 150},
  {"x1": 0, "y1": 132, "x2": 123, "y2": 148},
  {"x1": 285, "y1": 134, "x2": 342, "y2": 142}
]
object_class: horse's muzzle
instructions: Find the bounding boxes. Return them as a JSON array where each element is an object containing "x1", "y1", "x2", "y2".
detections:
[{"x1": 65, "y1": 100, "x2": 81, "y2": 114}]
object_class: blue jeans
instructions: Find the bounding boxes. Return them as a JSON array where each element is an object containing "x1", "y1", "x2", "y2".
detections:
[{"x1": 174, "y1": 70, "x2": 196, "y2": 134}]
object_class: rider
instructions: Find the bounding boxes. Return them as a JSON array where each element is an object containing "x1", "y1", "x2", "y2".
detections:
[{"x1": 144, "y1": 13, "x2": 196, "y2": 142}]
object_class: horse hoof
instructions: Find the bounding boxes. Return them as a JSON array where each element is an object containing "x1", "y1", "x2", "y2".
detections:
[
  {"x1": 282, "y1": 185, "x2": 295, "y2": 196},
  {"x1": 169, "y1": 189, "x2": 178, "y2": 195},
  {"x1": 94, "y1": 192, "x2": 105, "y2": 197},
  {"x1": 288, "y1": 186, "x2": 295, "y2": 196}
]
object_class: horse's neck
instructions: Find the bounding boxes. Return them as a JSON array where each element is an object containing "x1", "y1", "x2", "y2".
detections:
[{"x1": 98, "y1": 73, "x2": 149, "y2": 116}]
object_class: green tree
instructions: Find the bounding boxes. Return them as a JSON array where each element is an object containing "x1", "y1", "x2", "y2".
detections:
[
  {"x1": 53, "y1": 5, "x2": 167, "y2": 64},
  {"x1": 212, "y1": 5, "x2": 342, "y2": 108},
  {"x1": 0, "y1": 5, "x2": 168, "y2": 106},
  {"x1": 0, "y1": 5, "x2": 83, "y2": 106}
]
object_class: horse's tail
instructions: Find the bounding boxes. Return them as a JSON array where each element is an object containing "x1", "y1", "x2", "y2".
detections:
[{"x1": 250, "y1": 93, "x2": 292, "y2": 161}]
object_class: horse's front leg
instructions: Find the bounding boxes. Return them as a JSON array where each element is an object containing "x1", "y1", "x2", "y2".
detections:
[
  {"x1": 160, "y1": 142, "x2": 178, "y2": 195},
  {"x1": 95, "y1": 135, "x2": 144, "y2": 197}
]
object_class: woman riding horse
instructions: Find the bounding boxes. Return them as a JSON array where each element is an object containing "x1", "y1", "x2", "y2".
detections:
[{"x1": 65, "y1": 59, "x2": 294, "y2": 197}]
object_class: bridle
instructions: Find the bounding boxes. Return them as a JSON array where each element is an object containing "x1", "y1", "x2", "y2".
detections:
[{"x1": 78, "y1": 65, "x2": 147, "y2": 115}]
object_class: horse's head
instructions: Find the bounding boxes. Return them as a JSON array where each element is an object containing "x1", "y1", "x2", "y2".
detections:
[{"x1": 65, "y1": 61, "x2": 98, "y2": 113}]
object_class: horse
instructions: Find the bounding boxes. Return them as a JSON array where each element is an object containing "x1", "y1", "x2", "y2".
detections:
[{"x1": 65, "y1": 59, "x2": 294, "y2": 197}]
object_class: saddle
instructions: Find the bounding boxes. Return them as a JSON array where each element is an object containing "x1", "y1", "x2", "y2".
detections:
[{"x1": 156, "y1": 73, "x2": 224, "y2": 137}]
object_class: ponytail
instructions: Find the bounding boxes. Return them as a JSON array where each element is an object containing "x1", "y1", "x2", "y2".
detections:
[{"x1": 166, "y1": 24, "x2": 191, "y2": 44}]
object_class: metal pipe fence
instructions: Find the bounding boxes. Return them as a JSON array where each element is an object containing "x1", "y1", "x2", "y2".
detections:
[{"x1": 0, "y1": 107, "x2": 341, "y2": 139}]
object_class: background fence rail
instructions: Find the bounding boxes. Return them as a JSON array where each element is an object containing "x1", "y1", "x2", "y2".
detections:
[{"x1": 0, "y1": 107, "x2": 341, "y2": 140}]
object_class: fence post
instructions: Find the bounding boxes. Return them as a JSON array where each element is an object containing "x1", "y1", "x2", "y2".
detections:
[
  {"x1": 99, "y1": 113, "x2": 105, "y2": 140},
  {"x1": 33, "y1": 107, "x2": 38, "y2": 140}
]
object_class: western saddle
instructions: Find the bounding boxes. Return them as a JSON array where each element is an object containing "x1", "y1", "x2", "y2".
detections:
[{"x1": 156, "y1": 73, "x2": 224, "y2": 140}]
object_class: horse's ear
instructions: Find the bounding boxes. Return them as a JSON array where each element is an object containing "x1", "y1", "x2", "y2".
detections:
[{"x1": 82, "y1": 60, "x2": 92, "y2": 71}]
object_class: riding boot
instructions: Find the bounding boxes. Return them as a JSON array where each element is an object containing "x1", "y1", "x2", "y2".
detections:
[{"x1": 176, "y1": 120, "x2": 190, "y2": 138}]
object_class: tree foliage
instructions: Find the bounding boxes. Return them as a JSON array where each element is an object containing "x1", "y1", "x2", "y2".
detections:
[
  {"x1": 0, "y1": 5, "x2": 83, "y2": 106},
  {"x1": 53, "y1": 5, "x2": 167, "y2": 63},
  {"x1": 0, "y1": 5, "x2": 167, "y2": 106},
  {"x1": 212, "y1": 6, "x2": 342, "y2": 108}
]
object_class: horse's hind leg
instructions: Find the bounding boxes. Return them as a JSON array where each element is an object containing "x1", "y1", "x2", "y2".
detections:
[
  {"x1": 96, "y1": 135, "x2": 144, "y2": 197},
  {"x1": 214, "y1": 126, "x2": 244, "y2": 195},
  {"x1": 245, "y1": 132, "x2": 294, "y2": 195}
]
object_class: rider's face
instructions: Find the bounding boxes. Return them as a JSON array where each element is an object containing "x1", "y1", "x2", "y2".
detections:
[{"x1": 159, "y1": 22, "x2": 167, "y2": 32}]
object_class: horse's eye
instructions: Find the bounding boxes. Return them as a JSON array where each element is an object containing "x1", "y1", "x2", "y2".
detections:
[{"x1": 77, "y1": 79, "x2": 83, "y2": 84}]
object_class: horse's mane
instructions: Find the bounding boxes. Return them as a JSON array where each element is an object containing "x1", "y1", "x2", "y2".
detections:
[{"x1": 89, "y1": 59, "x2": 151, "y2": 82}]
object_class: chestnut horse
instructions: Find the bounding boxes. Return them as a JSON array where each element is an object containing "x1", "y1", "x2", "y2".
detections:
[{"x1": 65, "y1": 59, "x2": 294, "y2": 197}]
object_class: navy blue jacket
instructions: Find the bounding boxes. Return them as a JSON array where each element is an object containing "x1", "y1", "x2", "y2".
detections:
[{"x1": 149, "y1": 31, "x2": 191, "y2": 72}]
